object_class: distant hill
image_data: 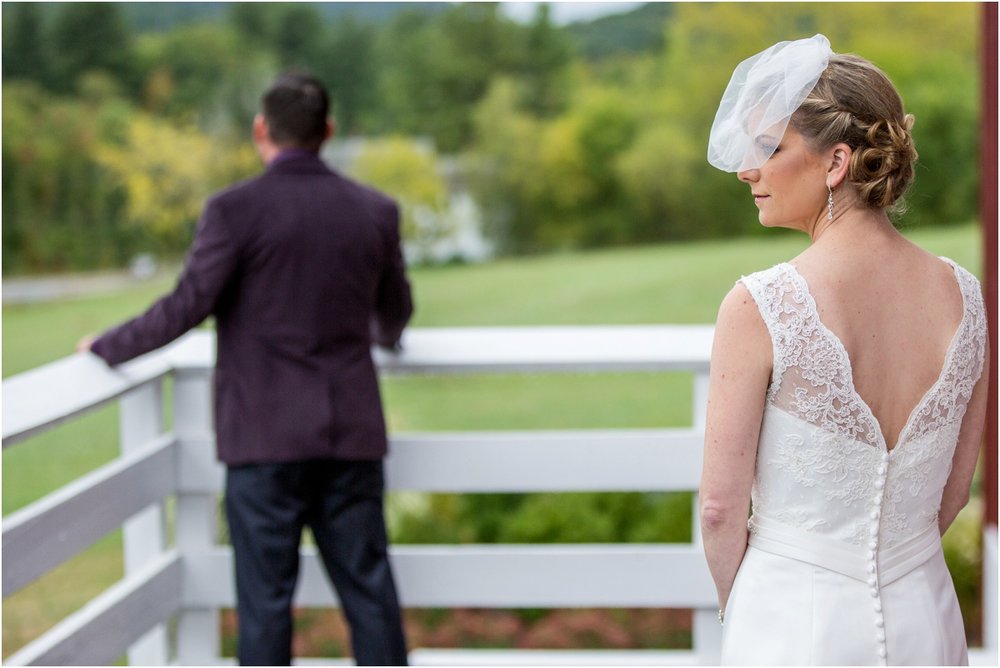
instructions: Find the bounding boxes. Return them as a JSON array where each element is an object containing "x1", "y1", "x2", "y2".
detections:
[
  {"x1": 120, "y1": 2, "x2": 228, "y2": 32},
  {"x1": 120, "y1": 2, "x2": 450, "y2": 32},
  {"x1": 566, "y1": 2, "x2": 675, "y2": 60},
  {"x1": 14, "y1": 2, "x2": 450, "y2": 33}
]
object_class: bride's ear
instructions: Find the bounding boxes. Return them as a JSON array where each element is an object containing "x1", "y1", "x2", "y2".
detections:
[{"x1": 827, "y1": 143, "x2": 852, "y2": 189}]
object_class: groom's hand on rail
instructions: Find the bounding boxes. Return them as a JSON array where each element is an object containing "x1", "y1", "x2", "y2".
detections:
[{"x1": 76, "y1": 334, "x2": 97, "y2": 353}]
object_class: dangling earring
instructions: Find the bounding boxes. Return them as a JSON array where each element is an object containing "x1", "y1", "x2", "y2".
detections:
[{"x1": 827, "y1": 184, "x2": 834, "y2": 220}]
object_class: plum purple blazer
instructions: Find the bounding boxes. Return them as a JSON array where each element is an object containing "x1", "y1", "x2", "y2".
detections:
[{"x1": 91, "y1": 153, "x2": 414, "y2": 465}]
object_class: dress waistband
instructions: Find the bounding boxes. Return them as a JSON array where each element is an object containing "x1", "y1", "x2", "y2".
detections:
[{"x1": 747, "y1": 515, "x2": 941, "y2": 586}]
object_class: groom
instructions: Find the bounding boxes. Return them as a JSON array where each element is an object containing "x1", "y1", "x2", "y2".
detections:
[{"x1": 80, "y1": 72, "x2": 412, "y2": 665}]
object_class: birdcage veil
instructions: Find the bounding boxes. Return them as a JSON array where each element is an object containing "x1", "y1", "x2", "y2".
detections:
[{"x1": 708, "y1": 34, "x2": 833, "y2": 173}]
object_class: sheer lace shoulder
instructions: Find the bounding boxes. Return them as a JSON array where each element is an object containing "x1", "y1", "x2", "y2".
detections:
[
  {"x1": 900, "y1": 258, "x2": 988, "y2": 444},
  {"x1": 738, "y1": 258, "x2": 987, "y2": 451},
  {"x1": 739, "y1": 263, "x2": 881, "y2": 447}
]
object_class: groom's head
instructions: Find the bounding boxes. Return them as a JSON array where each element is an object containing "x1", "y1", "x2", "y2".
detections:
[{"x1": 257, "y1": 72, "x2": 333, "y2": 153}]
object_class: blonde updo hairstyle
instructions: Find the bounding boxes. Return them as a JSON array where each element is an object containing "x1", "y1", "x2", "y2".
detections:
[{"x1": 790, "y1": 54, "x2": 917, "y2": 215}]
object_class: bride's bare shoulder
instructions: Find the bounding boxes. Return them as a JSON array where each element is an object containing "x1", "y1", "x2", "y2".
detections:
[{"x1": 716, "y1": 282, "x2": 770, "y2": 341}]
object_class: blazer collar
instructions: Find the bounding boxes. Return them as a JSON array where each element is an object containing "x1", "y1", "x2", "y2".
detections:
[{"x1": 266, "y1": 150, "x2": 332, "y2": 175}]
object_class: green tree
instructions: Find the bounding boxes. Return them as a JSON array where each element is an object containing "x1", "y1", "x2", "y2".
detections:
[
  {"x1": 375, "y1": 3, "x2": 546, "y2": 152},
  {"x1": 522, "y1": 90, "x2": 639, "y2": 249},
  {"x1": 229, "y1": 2, "x2": 273, "y2": 43},
  {"x1": 468, "y1": 78, "x2": 546, "y2": 253},
  {"x1": 49, "y1": 3, "x2": 136, "y2": 96},
  {"x1": 94, "y1": 112, "x2": 258, "y2": 248},
  {"x1": 2, "y1": 3, "x2": 50, "y2": 84},
  {"x1": 3, "y1": 77, "x2": 259, "y2": 274},
  {"x1": 271, "y1": 3, "x2": 325, "y2": 70},
  {"x1": 350, "y1": 137, "x2": 453, "y2": 261},
  {"x1": 2, "y1": 83, "x2": 135, "y2": 272},
  {"x1": 230, "y1": 3, "x2": 378, "y2": 135},
  {"x1": 313, "y1": 15, "x2": 378, "y2": 135},
  {"x1": 373, "y1": 10, "x2": 438, "y2": 138},
  {"x1": 471, "y1": 78, "x2": 641, "y2": 253},
  {"x1": 136, "y1": 24, "x2": 274, "y2": 134},
  {"x1": 616, "y1": 2, "x2": 978, "y2": 242},
  {"x1": 903, "y1": 65, "x2": 978, "y2": 228},
  {"x1": 517, "y1": 3, "x2": 574, "y2": 117},
  {"x1": 229, "y1": 2, "x2": 325, "y2": 71},
  {"x1": 853, "y1": 3, "x2": 979, "y2": 228}
]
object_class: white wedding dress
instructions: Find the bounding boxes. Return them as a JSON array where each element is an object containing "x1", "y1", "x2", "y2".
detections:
[{"x1": 721, "y1": 258, "x2": 987, "y2": 666}]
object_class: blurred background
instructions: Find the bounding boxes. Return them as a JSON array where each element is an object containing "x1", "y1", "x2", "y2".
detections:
[
  {"x1": 2, "y1": 1, "x2": 986, "y2": 661},
  {"x1": 1, "y1": 1, "x2": 981, "y2": 271}
]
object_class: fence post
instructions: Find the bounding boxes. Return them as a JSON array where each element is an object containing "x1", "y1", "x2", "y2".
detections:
[
  {"x1": 690, "y1": 370, "x2": 709, "y2": 548},
  {"x1": 690, "y1": 370, "x2": 721, "y2": 664},
  {"x1": 173, "y1": 369, "x2": 221, "y2": 665},
  {"x1": 120, "y1": 380, "x2": 170, "y2": 665},
  {"x1": 985, "y1": 526, "x2": 998, "y2": 655}
]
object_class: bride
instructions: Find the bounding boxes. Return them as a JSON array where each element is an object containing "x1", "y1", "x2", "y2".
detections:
[{"x1": 700, "y1": 35, "x2": 990, "y2": 665}]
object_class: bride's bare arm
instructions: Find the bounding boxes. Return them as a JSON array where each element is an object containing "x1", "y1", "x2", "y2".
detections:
[
  {"x1": 939, "y1": 340, "x2": 991, "y2": 534},
  {"x1": 700, "y1": 283, "x2": 772, "y2": 612}
]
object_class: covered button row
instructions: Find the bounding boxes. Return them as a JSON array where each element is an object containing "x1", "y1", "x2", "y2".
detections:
[{"x1": 870, "y1": 451, "x2": 890, "y2": 663}]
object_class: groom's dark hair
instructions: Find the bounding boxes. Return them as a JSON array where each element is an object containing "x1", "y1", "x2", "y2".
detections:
[{"x1": 262, "y1": 72, "x2": 330, "y2": 150}]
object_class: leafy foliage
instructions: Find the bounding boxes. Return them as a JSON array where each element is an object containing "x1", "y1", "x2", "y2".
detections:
[
  {"x1": 95, "y1": 114, "x2": 258, "y2": 246},
  {"x1": 2, "y1": 82, "x2": 132, "y2": 272},
  {"x1": 48, "y1": 2, "x2": 137, "y2": 95},
  {"x1": 2, "y1": 80, "x2": 257, "y2": 272},
  {"x1": 471, "y1": 2, "x2": 980, "y2": 250},
  {"x1": 388, "y1": 491, "x2": 693, "y2": 546},
  {"x1": 373, "y1": 3, "x2": 571, "y2": 151},
  {"x1": 0, "y1": 2, "x2": 981, "y2": 272},
  {"x1": 136, "y1": 23, "x2": 275, "y2": 131},
  {"x1": 1, "y1": 3, "x2": 48, "y2": 83},
  {"x1": 350, "y1": 137, "x2": 453, "y2": 260}
]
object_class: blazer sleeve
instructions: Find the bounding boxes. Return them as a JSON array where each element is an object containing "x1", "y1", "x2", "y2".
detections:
[
  {"x1": 91, "y1": 196, "x2": 240, "y2": 366},
  {"x1": 370, "y1": 201, "x2": 414, "y2": 348}
]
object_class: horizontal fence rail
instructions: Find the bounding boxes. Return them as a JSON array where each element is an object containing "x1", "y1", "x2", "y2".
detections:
[
  {"x1": 3, "y1": 326, "x2": 994, "y2": 665},
  {"x1": 1, "y1": 353, "x2": 171, "y2": 447},
  {"x1": 179, "y1": 545, "x2": 714, "y2": 609},
  {"x1": 385, "y1": 430, "x2": 704, "y2": 492},
  {"x1": 2, "y1": 434, "x2": 176, "y2": 596},
  {"x1": 6, "y1": 552, "x2": 183, "y2": 666}
]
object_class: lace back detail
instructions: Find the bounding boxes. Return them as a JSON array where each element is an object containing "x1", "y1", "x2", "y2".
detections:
[
  {"x1": 740, "y1": 264, "x2": 882, "y2": 447},
  {"x1": 740, "y1": 260, "x2": 987, "y2": 451},
  {"x1": 742, "y1": 258, "x2": 987, "y2": 554},
  {"x1": 899, "y1": 260, "x2": 987, "y2": 444}
]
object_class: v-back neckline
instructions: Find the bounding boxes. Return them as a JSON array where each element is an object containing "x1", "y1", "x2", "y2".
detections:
[{"x1": 780, "y1": 260, "x2": 968, "y2": 453}]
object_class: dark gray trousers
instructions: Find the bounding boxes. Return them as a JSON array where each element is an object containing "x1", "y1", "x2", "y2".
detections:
[{"x1": 225, "y1": 459, "x2": 408, "y2": 666}]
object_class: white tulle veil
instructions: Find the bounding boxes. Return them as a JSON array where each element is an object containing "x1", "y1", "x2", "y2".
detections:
[{"x1": 708, "y1": 34, "x2": 833, "y2": 173}]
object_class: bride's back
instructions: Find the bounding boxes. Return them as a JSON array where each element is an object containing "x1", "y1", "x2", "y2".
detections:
[
  {"x1": 793, "y1": 230, "x2": 965, "y2": 449},
  {"x1": 705, "y1": 35, "x2": 987, "y2": 668}
]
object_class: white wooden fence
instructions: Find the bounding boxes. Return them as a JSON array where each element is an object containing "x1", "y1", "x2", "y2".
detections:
[{"x1": 2, "y1": 326, "x2": 994, "y2": 665}]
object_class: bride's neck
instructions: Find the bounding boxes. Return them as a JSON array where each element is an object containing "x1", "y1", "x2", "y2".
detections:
[{"x1": 809, "y1": 207, "x2": 898, "y2": 248}]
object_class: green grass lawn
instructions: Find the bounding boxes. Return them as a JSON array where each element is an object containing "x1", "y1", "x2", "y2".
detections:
[{"x1": 1, "y1": 223, "x2": 983, "y2": 656}]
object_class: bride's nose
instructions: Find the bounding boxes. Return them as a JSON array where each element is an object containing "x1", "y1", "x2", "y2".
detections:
[{"x1": 737, "y1": 168, "x2": 760, "y2": 183}]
